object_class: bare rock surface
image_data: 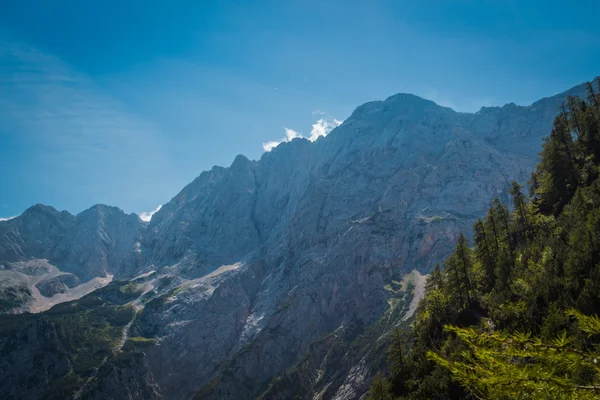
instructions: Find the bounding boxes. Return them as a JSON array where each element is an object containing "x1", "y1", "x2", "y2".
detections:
[{"x1": 35, "y1": 273, "x2": 81, "y2": 297}]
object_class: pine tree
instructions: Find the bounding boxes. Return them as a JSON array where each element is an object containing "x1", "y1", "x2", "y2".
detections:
[
  {"x1": 509, "y1": 181, "x2": 529, "y2": 241},
  {"x1": 387, "y1": 330, "x2": 405, "y2": 377},
  {"x1": 456, "y1": 234, "x2": 473, "y2": 306},
  {"x1": 586, "y1": 81, "x2": 599, "y2": 111},
  {"x1": 493, "y1": 199, "x2": 514, "y2": 283},
  {"x1": 533, "y1": 114, "x2": 579, "y2": 215},
  {"x1": 427, "y1": 263, "x2": 444, "y2": 291},
  {"x1": 367, "y1": 372, "x2": 393, "y2": 400},
  {"x1": 485, "y1": 204, "x2": 500, "y2": 254},
  {"x1": 428, "y1": 311, "x2": 600, "y2": 400},
  {"x1": 445, "y1": 252, "x2": 465, "y2": 308},
  {"x1": 474, "y1": 219, "x2": 495, "y2": 290}
]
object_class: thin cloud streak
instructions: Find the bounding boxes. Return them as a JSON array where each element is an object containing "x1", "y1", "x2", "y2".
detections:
[{"x1": 0, "y1": 39, "x2": 179, "y2": 214}]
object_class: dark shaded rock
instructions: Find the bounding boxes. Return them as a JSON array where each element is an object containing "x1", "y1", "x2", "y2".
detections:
[
  {"x1": 83, "y1": 352, "x2": 163, "y2": 400},
  {"x1": 36, "y1": 273, "x2": 81, "y2": 297}
]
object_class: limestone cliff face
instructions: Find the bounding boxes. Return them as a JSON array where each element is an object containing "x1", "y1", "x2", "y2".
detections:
[
  {"x1": 0, "y1": 204, "x2": 143, "y2": 281},
  {"x1": 0, "y1": 80, "x2": 594, "y2": 399},
  {"x1": 130, "y1": 84, "x2": 589, "y2": 399}
]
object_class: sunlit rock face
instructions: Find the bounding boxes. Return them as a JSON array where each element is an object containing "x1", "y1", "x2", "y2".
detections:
[
  {"x1": 0, "y1": 80, "x2": 592, "y2": 399},
  {"x1": 130, "y1": 84, "x2": 585, "y2": 399}
]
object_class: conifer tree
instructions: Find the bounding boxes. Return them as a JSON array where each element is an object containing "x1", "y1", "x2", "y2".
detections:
[
  {"x1": 445, "y1": 252, "x2": 464, "y2": 308},
  {"x1": 427, "y1": 263, "x2": 444, "y2": 291},
  {"x1": 367, "y1": 372, "x2": 393, "y2": 400},
  {"x1": 586, "y1": 81, "x2": 599, "y2": 111},
  {"x1": 371, "y1": 85, "x2": 600, "y2": 400},
  {"x1": 387, "y1": 330, "x2": 405, "y2": 376},
  {"x1": 456, "y1": 234, "x2": 473, "y2": 306},
  {"x1": 533, "y1": 115, "x2": 579, "y2": 215},
  {"x1": 509, "y1": 181, "x2": 529, "y2": 240},
  {"x1": 474, "y1": 219, "x2": 494, "y2": 290},
  {"x1": 428, "y1": 311, "x2": 600, "y2": 400},
  {"x1": 485, "y1": 204, "x2": 500, "y2": 254}
]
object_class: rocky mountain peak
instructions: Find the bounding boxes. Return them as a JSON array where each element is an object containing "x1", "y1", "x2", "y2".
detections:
[{"x1": 230, "y1": 154, "x2": 255, "y2": 172}]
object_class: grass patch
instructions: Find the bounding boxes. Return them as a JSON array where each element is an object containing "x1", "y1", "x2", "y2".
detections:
[{"x1": 122, "y1": 336, "x2": 157, "y2": 352}]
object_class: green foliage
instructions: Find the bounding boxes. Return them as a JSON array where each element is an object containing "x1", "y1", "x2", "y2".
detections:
[
  {"x1": 370, "y1": 85, "x2": 600, "y2": 399},
  {"x1": 93, "y1": 280, "x2": 144, "y2": 304},
  {"x1": 0, "y1": 280, "x2": 140, "y2": 400},
  {"x1": 122, "y1": 336, "x2": 157, "y2": 352},
  {"x1": 428, "y1": 311, "x2": 600, "y2": 399},
  {"x1": 367, "y1": 372, "x2": 393, "y2": 400},
  {"x1": 54, "y1": 305, "x2": 134, "y2": 374}
]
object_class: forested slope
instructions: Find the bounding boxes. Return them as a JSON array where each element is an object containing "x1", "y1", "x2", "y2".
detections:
[{"x1": 370, "y1": 81, "x2": 600, "y2": 399}]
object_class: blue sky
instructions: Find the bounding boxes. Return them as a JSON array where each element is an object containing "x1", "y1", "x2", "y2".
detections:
[{"x1": 1, "y1": 0, "x2": 599, "y2": 219}]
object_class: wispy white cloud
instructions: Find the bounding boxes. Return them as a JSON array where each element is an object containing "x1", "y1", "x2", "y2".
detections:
[
  {"x1": 262, "y1": 127, "x2": 301, "y2": 151},
  {"x1": 309, "y1": 117, "x2": 343, "y2": 141},
  {"x1": 262, "y1": 141, "x2": 280, "y2": 152},
  {"x1": 284, "y1": 127, "x2": 301, "y2": 141},
  {"x1": 139, "y1": 204, "x2": 162, "y2": 222},
  {"x1": 262, "y1": 114, "x2": 343, "y2": 152},
  {"x1": 0, "y1": 216, "x2": 17, "y2": 222}
]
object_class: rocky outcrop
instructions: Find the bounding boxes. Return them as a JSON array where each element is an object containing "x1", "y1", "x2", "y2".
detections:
[
  {"x1": 35, "y1": 273, "x2": 81, "y2": 297},
  {"x1": 0, "y1": 276, "x2": 34, "y2": 313}
]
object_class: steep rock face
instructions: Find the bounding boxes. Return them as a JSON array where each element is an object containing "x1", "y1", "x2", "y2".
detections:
[
  {"x1": 0, "y1": 204, "x2": 144, "y2": 281},
  {"x1": 132, "y1": 83, "x2": 590, "y2": 399},
  {"x1": 0, "y1": 204, "x2": 74, "y2": 262},
  {"x1": 133, "y1": 262, "x2": 263, "y2": 399},
  {"x1": 142, "y1": 156, "x2": 262, "y2": 277}
]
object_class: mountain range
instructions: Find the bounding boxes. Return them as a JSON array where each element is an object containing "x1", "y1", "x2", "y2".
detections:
[{"x1": 0, "y1": 78, "x2": 595, "y2": 400}]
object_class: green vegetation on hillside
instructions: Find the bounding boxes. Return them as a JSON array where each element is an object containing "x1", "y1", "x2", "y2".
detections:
[
  {"x1": 0, "y1": 280, "x2": 145, "y2": 400},
  {"x1": 369, "y1": 81, "x2": 600, "y2": 399}
]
